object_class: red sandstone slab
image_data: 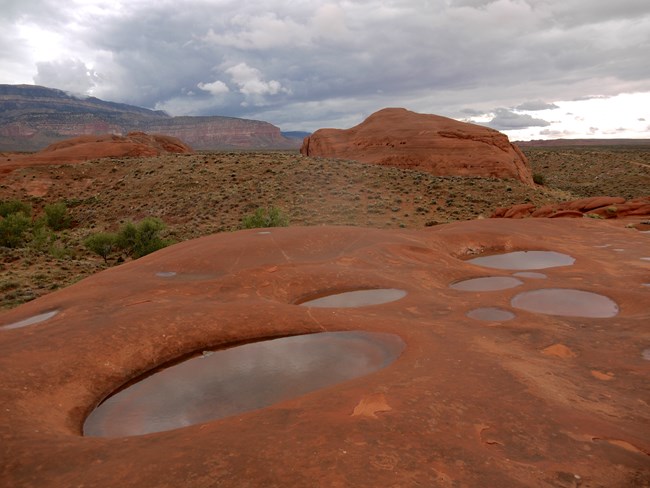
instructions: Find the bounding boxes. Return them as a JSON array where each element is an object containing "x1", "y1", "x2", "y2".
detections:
[{"x1": 0, "y1": 219, "x2": 648, "y2": 487}]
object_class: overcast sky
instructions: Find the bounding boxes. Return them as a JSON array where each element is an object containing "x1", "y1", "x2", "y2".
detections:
[{"x1": 2, "y1": 0, "x2": 649, "y2": 139}]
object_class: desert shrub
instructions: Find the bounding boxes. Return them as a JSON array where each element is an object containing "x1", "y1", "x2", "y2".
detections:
[
  {"x1": 117, "y1": 218, "x2": 170, "y2": 258},
  {"x1": 241, "y1": 206, "x2": 289, "y2": 229},
  {"x1": 29, "y1": 224, "x2": 56, "y2": 252},
  {"x1": 0, "y1": 212, "x2": 31, "y2": 248},
  {"x1": 43, "y1": 202, "x2": 72, "y2": 231},
  {"x1": 84, "y1": 232, "x2": 118, "y2": 263},
  {"x1": 532, "y1": 173, "x2": 546, "y2": 185},
  {"x1": 0, "y1": 200, "x2": 31, "y2": 218}
]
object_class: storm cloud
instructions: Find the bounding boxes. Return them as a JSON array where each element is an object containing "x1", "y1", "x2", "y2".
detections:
[{"x1": 1, "y1": 0, "x2": 649, "y2": 136}]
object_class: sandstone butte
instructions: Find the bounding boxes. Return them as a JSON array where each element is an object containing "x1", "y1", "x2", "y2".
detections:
[
  {"x1": 0, "y1": 132, "x2": 192, "y2": 176},
  {"x1": 1, "y1": 218, "x2": 649, "y2": 487},
  {"x1": 301, "y1": 107, "x2": 534, "y2": 185}
]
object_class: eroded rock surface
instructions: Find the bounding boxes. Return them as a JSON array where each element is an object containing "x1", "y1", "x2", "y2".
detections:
[
  {"x1": 493, "y1": 196, "x2": 650, "y2": 219},
  {"x1": 0, "y1": 219, "x2": 648, "y2": 487},
  {"x1": 301, "y1": 108, "x2": 534, "y2": 185}
]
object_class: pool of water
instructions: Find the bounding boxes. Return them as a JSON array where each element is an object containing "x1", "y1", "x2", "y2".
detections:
[
  {"x1": 450, "y1": 276, "x2": 523, "y2": 292},
  {"x1": 156, "y1": 271, "x2": 177, "y2": 277},
  {"x1": 84, "y1": 331, "x2": 405, "y2": 437},
  {"x1": 467, "y1": 251, "x2": 575, "y2": 270},
  {"x1": 511, "y1": 288, "x2": 619, "y2": 318},
  {"x1": 466, "y1": 307, "x2": 516, "y2": 322},
  {"x1": 1, "y1": 310, "x2": 59, "y2": 330},
  {"x1": 298, "y1": 289, "x2": 406, "y2": 308}
]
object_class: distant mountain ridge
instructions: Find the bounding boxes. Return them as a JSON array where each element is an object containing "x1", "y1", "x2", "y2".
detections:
[{"x1": 0, "y1": 84, "x2": 299, "y2": 151}]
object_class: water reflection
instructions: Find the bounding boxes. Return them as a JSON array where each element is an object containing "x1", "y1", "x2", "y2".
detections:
[
  {"x1": 1, "y1": 310, "x2": 59, "y2": 330},
  {"x1": 298, "y1": 289, "x2": 406, "y2": 308},
  {"x1": 450, "y1": 276, "x2": 523, "y2": 292},
  {"x1": 84, "y1": 331, "x2": 405, "y2": 437},
  {"x1": 468, "y1": 251, "x2": 575, "y2": 270},
  {"x1": 511, "y1": 288, "x2": 619, "y2": 318}
]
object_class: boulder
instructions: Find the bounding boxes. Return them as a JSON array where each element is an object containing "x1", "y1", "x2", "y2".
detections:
[{"x1": 301, "y1": 108, "x2": 534, "y2": 185}]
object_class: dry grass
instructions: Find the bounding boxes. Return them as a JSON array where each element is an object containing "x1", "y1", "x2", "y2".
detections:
[{"x1": 1, "y1": 147, "x2": 648, "y2": 309}]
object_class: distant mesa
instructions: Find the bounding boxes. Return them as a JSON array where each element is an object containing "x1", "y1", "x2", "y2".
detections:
[
  {"x1": 300, "y1": 107, "x2": 534, "y2": 185},
  {"x1": 0, "y1": 84, "x2": 299, "y2": 151}
]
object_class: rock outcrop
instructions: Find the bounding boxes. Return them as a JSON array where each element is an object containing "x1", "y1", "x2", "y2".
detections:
[
  {"x1": 492, "y1": 196, "x2": 650, "y2": 219},
  {"x1": 301, "y1": 108, "x2": 534, "y2": 185},
  {"x1": 0, "y1": 84, "x2": 298, "y2": 151},
  {"x1": 1, "y1": 219, "x2": 649, "y2": 486},
  {"x1": 0, "y1": 132, "x2": 192, "y2": 176}
]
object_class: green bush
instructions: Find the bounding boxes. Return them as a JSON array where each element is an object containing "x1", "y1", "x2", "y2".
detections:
[
  {"x1": 84, "y1": 232, "x2": 118, "y2": 263},
  {"x1": 0, "y1": 200, "x2": 31, "y2": 218},
  {"x1": 44, "y1": 202, "x2": 72, "y2": 231},
  {"x1": 29, "y1": 224, "x2": 56, "y2": 252},
  {"x1": 115, "y1": 218, "x2": 170, "y2": 258},
  {"x1": 0, "y1": 212, "x2": 31, "y2": 248},
  {"x1": 532, "y1": 173, "x2": 546, "y2": 185},
  {"x1": 241, "y1": 206, "x2": 289, "y2": 229}
]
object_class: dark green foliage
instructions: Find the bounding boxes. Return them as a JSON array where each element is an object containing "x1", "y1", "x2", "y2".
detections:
[
  {"x1": 532, "y1": 173, "x2": 546, "y2": 185},
  {"x1": 85, "y1": 217, "x2": 170, "y2": 263},
  {"x1": 0, "y1": 212, "x2": 31, "y2": 248},
  {"x1": 43, "y1": 202, "x2": 72, "y2": 231},
  {"x1": 0, "y1": 200, "x2": 31, "y2": 218},
  {"x1": 117, "y1": 218, "x2": 169, "y2": 258},
  {"x1": 241, "y1": 206, "x2": 289, "y2": 229},
  {"x1": 84, "y1": 232, "x2": 118, "y2": 264}
]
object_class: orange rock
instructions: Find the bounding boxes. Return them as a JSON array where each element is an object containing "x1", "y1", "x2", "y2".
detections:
[
  {"x1": 549, "y1": 210, "x2": 584, "y2": 218},
  {"x1": 567, "y1": 197, "x2": 625, "y2": 211},
  {"x1": 542, "y1": 344, "x2": 577, "y2": 358},
  {"x1": 503, "y1": 203, "x2": 536, "y2": 219},
  {"x1": 531, "y1": 205, "x2": 558, "y2": 218},
  {"x1": 301, "y1": 108, "x2": 534, "y2": 185}
]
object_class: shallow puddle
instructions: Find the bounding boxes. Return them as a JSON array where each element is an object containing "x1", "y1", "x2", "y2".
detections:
[
  {"x1": 2, "y1": 310, "x2": 59, "y2": 330},
  {"x1": 466, "y1": 307, "x2": 515, "y2": 322},
  {"x1": 156, "y1": 271, "x2": 177, "y2": 277},
  {"x1": 511, "y1": 288, "x2": 619, "y2": 318},
  {"x1": 513, "y1": 271, "x2": 547, "y2": 279},
  {"x1": 450, "y1": 276, "x2": 523, "y2": 292},
  {"x1": 298, "y1": 288, "x2": 406, "y2": 308},
  {"x1": 467, "y1": 250, "x2": 575, "y2": 270},
  {"x1": 84, "y1": 331, "x2": 405, "y2": 437}
]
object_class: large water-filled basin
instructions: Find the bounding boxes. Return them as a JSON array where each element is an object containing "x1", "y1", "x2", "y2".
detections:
[
  {"x1": 511, "y1": 288, "x2": 619, "y2": 318},
  {"x1": 467, "y1": 251, "x2": 575, "y2": 270},
  {"x1": 298, "y1": 288, "x2": 406, "y2": 308},
  {"x1": 84, "y1": 331, "x2": 405, "y2": 437}
]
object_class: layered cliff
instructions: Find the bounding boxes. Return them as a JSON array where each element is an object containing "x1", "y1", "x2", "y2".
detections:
[
  {"x1": 0, "y1": 84, "x2": 298, "y2": 151},
  {"x1": 301, "y1": 107, "x2": 534, "y2": 185}
]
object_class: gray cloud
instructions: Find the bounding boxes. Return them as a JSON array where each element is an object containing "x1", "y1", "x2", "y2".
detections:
[
  {"x1": 515, "y1": 100, "x2": 560, "y2": 111},
  {"x1": 0, "y1": 0, "x2": 648, "y2": 133},
  {"x1": 487, "y1": 109, "x2": 551, "y2": 129}
]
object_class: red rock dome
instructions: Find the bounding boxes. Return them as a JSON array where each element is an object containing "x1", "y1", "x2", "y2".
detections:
[{"x1": 301, "y1": 108, "x2": 534, "y2": 185}]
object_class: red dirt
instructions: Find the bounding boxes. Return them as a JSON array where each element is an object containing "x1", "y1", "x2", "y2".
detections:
[
  {"x1": 1, "y1": 218, "x2": 648, "y2": 487},
  {"x1": 301, "y1": 108, "x2": 534, "y2": 185}
]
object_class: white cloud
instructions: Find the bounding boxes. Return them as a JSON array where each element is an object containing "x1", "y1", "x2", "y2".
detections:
[
  {"x1": 197, "y1": 80, "x2": 229, "y2": 96},
  {"x1": 33, "y1": 58, "x2": 99, "y2": 94}
]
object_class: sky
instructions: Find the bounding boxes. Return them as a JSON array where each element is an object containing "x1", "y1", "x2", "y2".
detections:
[{"x1": 1, "y1": 0, "x2": 649, "y2": 140}]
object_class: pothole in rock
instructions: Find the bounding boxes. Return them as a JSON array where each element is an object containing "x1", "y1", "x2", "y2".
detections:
[
  {"x1": 513, "y1": 271, "x2": 547, "y2": 279},
  {"x1": 511, "y1": 289, "x2": 619, "y2": 318},
  {"x1": 466, "y1": 307, "x2": 516, "y2": 322},
  {"x1": 83, "y1": 331, "x2": 405, "y2": 437},
  {"x1": 297, "y1": 289, "x2": 407, "y2": 308},
  {"x1": 1, "y1": 310, "x2": 59, "y2": 330},
  {"x1": 467, "y1": 251, "x2": 575, "y2": 270},
  {"x1": 156, "y1": 271, "x2": 177, "y2": 277},
  {"x1": 450, "y1": 276, "x2": 523, "y2": 292}
]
